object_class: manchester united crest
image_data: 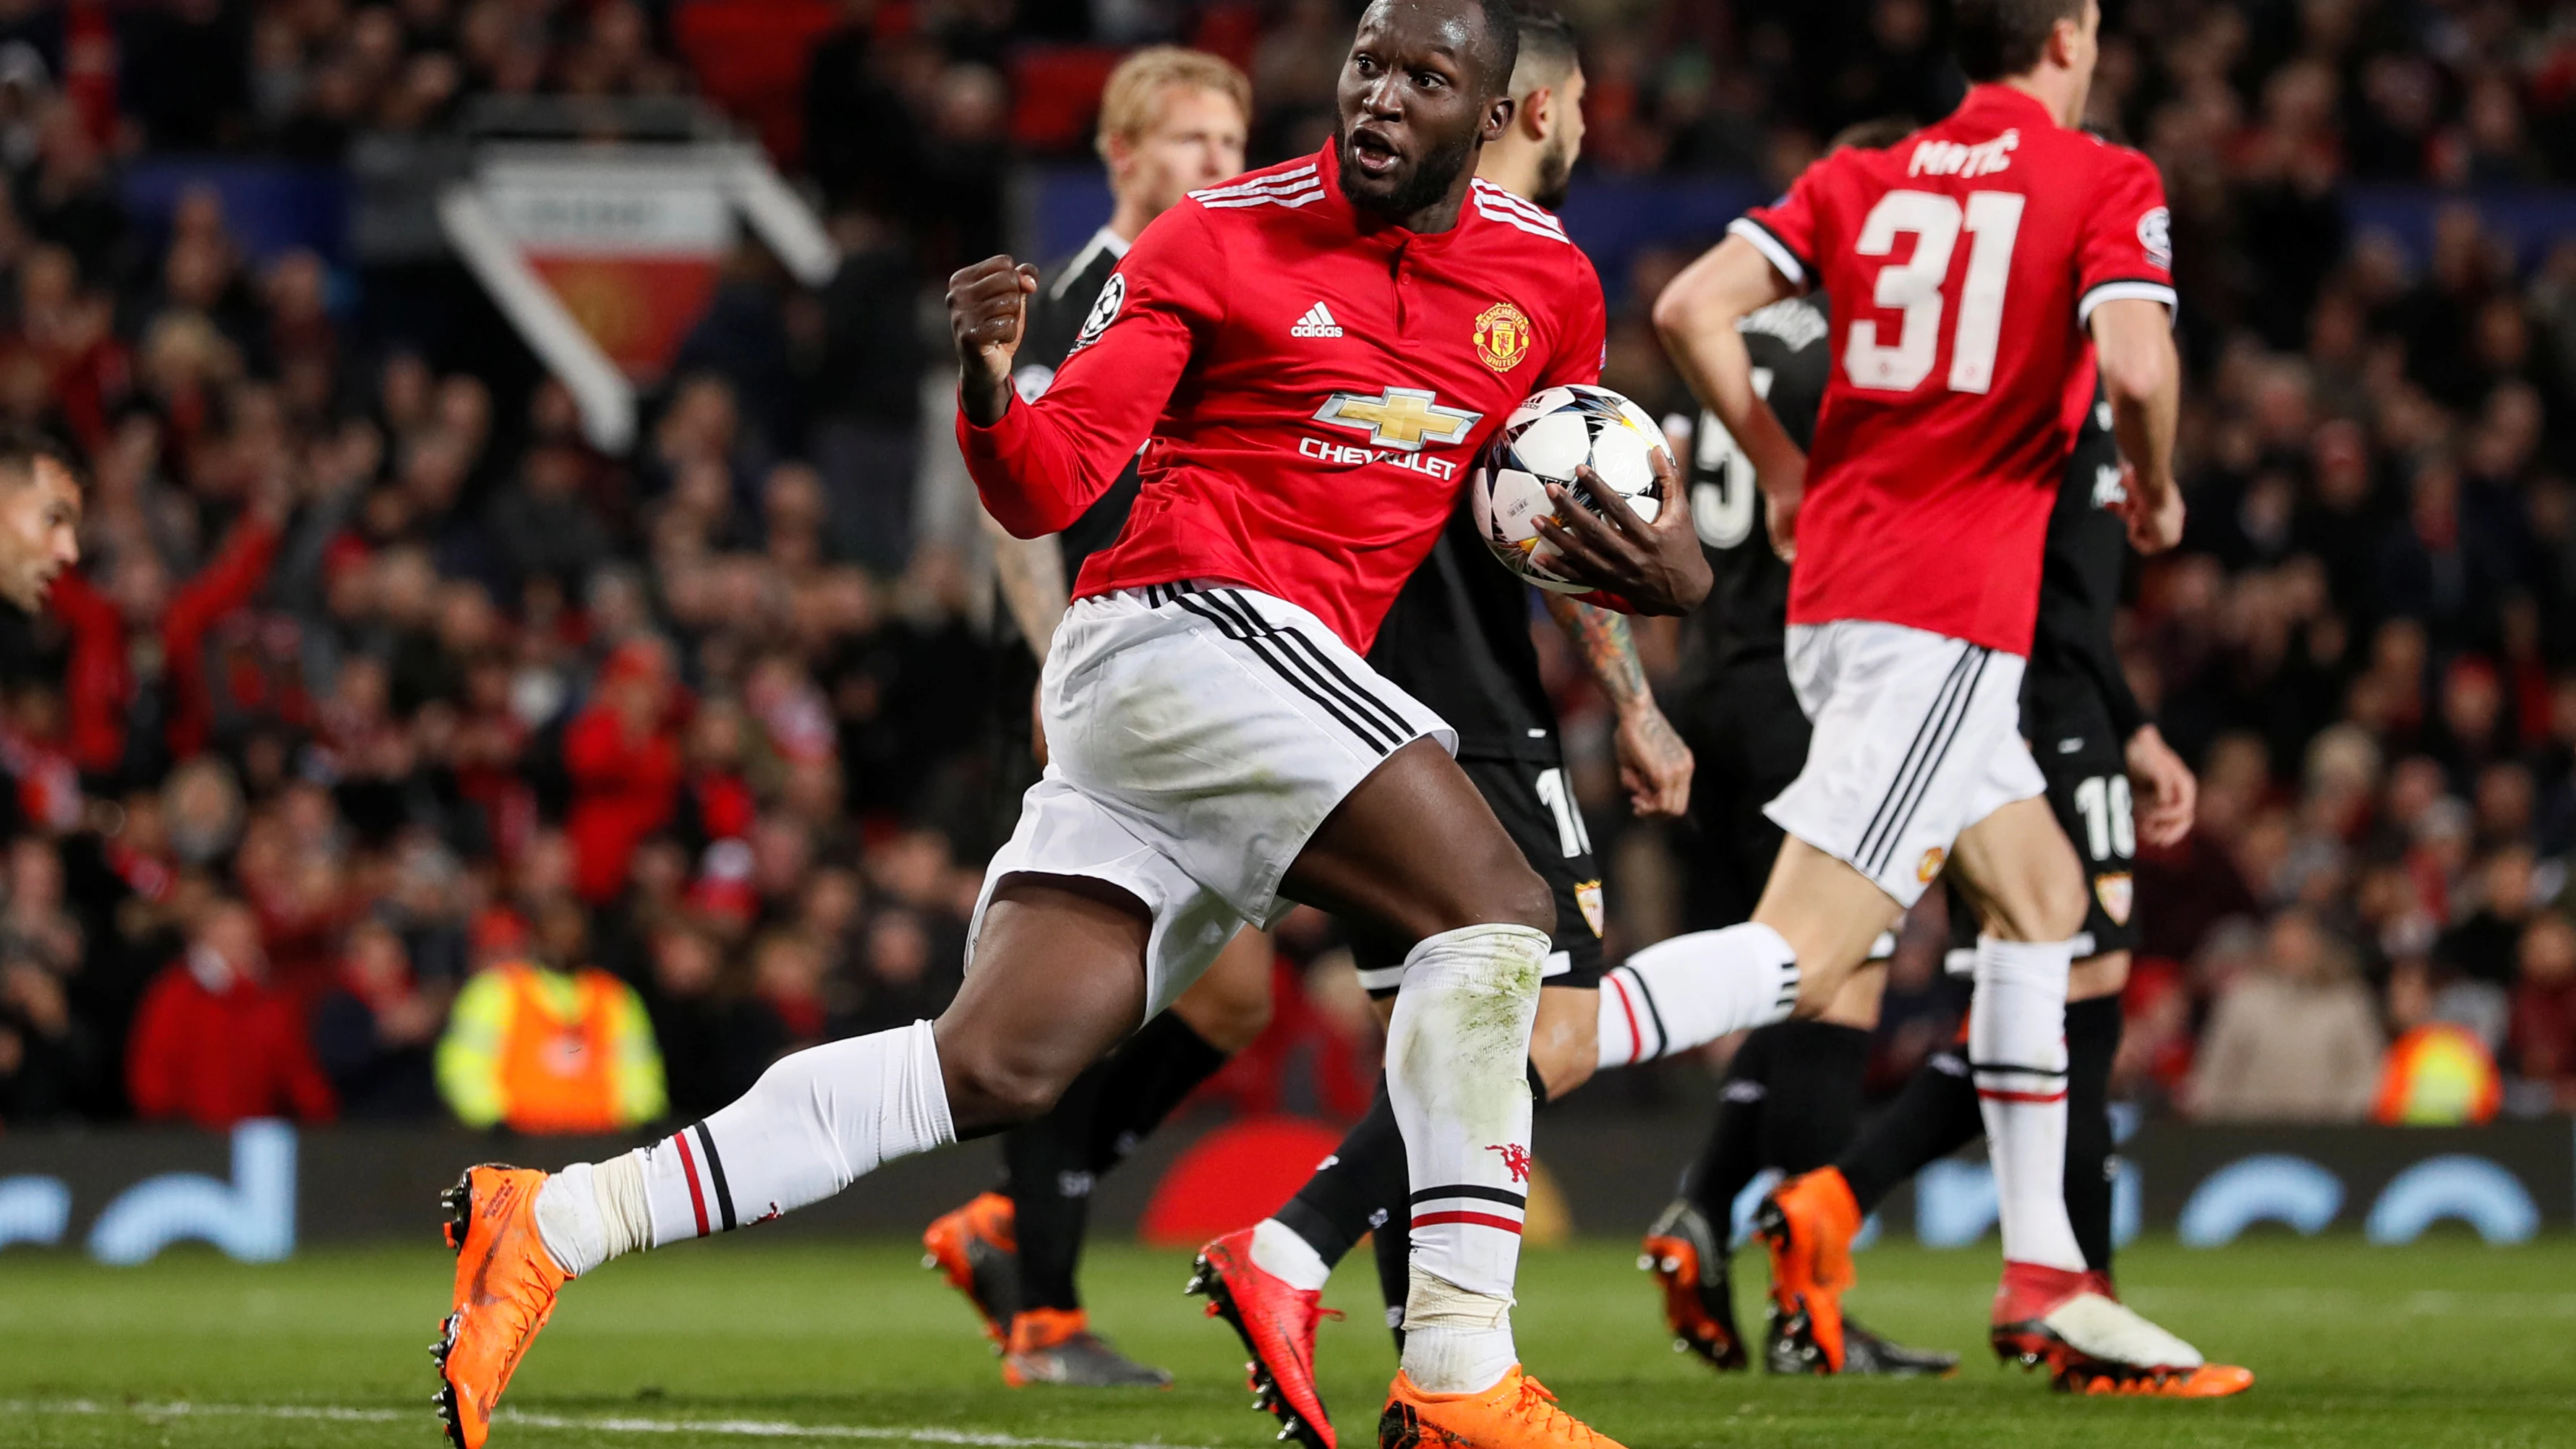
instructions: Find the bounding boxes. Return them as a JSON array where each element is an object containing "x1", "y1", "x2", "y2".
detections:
[{"x1": 1473, "y1": 301, "x2": 1532, "y2": 373}]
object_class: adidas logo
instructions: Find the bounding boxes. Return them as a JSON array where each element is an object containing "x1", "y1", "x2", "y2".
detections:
[{"x1": 1289, "y1": 302, "x2": 1343, "y2": 338}]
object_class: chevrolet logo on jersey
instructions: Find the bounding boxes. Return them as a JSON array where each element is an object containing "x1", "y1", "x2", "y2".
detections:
[{"x1": 1312, "y1": 388, "x2": 1481, "y2": 453}]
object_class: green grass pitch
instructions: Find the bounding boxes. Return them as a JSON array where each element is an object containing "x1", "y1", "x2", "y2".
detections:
[{"x1": 4, "y1": 1234, "x2": 2571, "y2": 1447}]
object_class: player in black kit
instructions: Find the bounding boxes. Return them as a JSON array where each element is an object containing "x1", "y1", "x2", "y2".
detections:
[{"x1": 923, "y1": 46, "x2": 1271, "y2": 1390}]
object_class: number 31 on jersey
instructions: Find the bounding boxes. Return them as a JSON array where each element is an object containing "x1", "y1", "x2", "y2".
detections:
[{"x1": 1846, "y1": 189, "x2": 2024, "y2": 396}]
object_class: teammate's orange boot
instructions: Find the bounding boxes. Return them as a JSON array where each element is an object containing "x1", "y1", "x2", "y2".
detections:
[
  {"x1": 2065, "y1": 1363, "x2": 2258, "y2": 1398},
  {"x1": 2030, "y1": 1270, "x2": 2253, "y2": 1398},
  {"x1": 1377, "y1": 1366, "x2": 1627, "y2": 1449},
  {"x1": 1189, "y1": 1226, "x2": 1342, "y2": 1449},
  {"x1": 921, "y1": 1192, "x2": 1021, "y2": 1349},
  {"x1": 433, "y1": 1165, "x2": 571, "y2": 1449},
  {"x1": 1754, "y1": 1166, "x2": 1861, "y2": 1372},
  {"x1": 1992, "y1": 1261, "x2": 2251, "y2": 1397}
]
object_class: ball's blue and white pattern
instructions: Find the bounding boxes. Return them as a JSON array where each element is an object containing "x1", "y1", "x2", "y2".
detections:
[{"x1": 1469, "y1": 384, "x2": 1671, "y2": 593}]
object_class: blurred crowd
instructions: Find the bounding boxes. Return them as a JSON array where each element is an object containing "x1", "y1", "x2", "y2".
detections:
[{"x1": 0, "y1": 0, "x2": 2571, "y2": 1134}]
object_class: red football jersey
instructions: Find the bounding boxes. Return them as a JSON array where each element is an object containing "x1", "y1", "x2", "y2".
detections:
[
  {"x1": 1734, "y1": 85, "x2": 2173, "y2": 654},
  {"x1": 960, "y1": 143, "x2": 1608, "y2": 651}
]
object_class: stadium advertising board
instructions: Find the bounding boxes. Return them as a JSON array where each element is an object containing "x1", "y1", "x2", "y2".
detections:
[{"x1": 0, "y1": 1116, "x2": 2566, "y2": 1263}]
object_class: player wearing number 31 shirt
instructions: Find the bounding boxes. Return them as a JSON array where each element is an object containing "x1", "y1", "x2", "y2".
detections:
[{"x1": 1650, "y1": 0, "x2": 2196, "y2": 1387}]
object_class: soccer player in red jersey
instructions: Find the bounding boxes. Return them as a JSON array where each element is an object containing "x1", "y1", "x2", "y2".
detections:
[
  {"x1": 1649, "y1": 0, "x2": 2206, "y2": 1388},
  {"x1": 430, "y1": 3, "x2": 1707, "y2": 1447}
]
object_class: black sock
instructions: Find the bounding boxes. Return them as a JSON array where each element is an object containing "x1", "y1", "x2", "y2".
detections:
[
  {"x1": 1373, "y1": 1161, "x2": 1412, "y2": 1351},
  {"x1": 1274, "y1": 1077, "x2": 1409, "y2": 1273},
  {"x1": 1081, "y1": 1012, "x2": 1231, "y2": 1174},
  {"x1": 1003, "y1": 1056, "x2": 1111, "y2": 1312},
  {"x1": 1757, "y1": 1020, "x2": 1873, "y2": 1174},
  {"x1": 1838, "y1": 1042, "x2": 1985, "y2": 1216},
  {"x1": 2064, "y1": 995, "x2": 2123, "y2": 1278},
  {"x1": 1003, "y1": 1013, "x2": 1229, "y2": 1312},
  {"x1": 1683, "y1": 1022, "x2": 1780, "y2": 1223}
]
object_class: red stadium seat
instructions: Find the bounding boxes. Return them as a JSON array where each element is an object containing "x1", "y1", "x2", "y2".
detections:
[
  {"x1": 672, "y1": 0, "x2": 847, "y2": 166},
  {"x1": 1008, "y1": 45, "x2": 1125, "y2": 154}
]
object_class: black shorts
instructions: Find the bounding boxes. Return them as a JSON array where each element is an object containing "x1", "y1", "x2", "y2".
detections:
[
  {"x1": 1351, "y1": 753, "x2": 1605, "y2": 998},
  {"x1": 1668, "y1": 660, "x2": 1811, "y2": 933},
  {"x1": 1944, "y1": 682, "x2": 2140, "y2": 962}
]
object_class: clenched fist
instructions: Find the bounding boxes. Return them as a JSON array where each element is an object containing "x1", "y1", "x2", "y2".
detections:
[{"x1": 949, "y1": 256, "x2": 1039, "y2": 427}]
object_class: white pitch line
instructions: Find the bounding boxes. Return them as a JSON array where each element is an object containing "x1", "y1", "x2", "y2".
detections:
[{"x1": 4, "y1": 1401, "x2": 1225, "y2": 1448}]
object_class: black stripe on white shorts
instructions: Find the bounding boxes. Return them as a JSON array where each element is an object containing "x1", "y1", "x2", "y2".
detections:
[
  {"x1": 1163, "y1": 585, "x2": 1415, "y2": 756},
  {"x1": 1853, "y1": 642, "x2": 1992, "y2": 877}
]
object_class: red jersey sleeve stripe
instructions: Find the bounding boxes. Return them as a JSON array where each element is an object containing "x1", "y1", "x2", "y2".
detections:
[{"x1": 1728, "y1": 217, "x2": 1810, "y2": 288}]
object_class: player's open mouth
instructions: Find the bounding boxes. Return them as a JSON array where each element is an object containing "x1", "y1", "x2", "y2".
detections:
[{"x1": 1348, "y1": 127, "x2": 1400, "y2": 177}]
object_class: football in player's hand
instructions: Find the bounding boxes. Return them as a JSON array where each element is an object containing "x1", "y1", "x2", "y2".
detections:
[{"x1": 1471, "y1": 384, "x2": 1670, "y2": 594}]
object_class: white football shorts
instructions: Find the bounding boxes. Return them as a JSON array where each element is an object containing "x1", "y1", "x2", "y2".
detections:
[
  {"x1": 1765, "y1": 619, "x2": 2044, "y2": 907},
  {"x1": 968, "y1": 581, "x2": 1455, "y2": 1014}
]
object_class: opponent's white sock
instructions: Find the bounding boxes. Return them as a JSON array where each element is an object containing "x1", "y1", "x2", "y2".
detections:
[
  {"x1": 1969, "y1": 936, "x2": 2086, "y2": 1273},
  {"x1": 1250, "y1": 1215, "x2": 1333, "y2": 1293},
  {"x1": 1386, "y1": 923, "x2": 1546, "y2": 1395},
  {"x1": 533, "y1": 1154, "x2": 650, "y2": 1276},
  {"x1": 568, "y1": 1019, "x2": 955, "y2": 1249},
  {"x1": 1595, "y1": 923, "x2": 1800, "y2": 1068}
]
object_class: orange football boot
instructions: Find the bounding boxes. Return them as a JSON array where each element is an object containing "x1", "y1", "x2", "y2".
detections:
[
  {"x1": 433, "y1": 1165, "x2": 570, "y2": 1449},
  {"x1": 2065, "y1": 1363, "x2": 2257, "y2": 1398},
  {"x1": 1002, "y1": 1306, "x2": 1173, "y2": 1388},
  {"x1": 1377, "y1": 1367, "x2": 1627, "y2": 1449},
  {"x1": 1637, "y1": 1199, "x2": 1746, "y2": 1371},
  {"x1": 2042, "y1": 1270, "x2": 2254, "y2": 1398},
  {"x1": 921, "y1": 1192, "x2": 1021, "y2": 1349},
  {"x1": 1754, "y1": 1166, "x2": 1862, "y2": 1372}
]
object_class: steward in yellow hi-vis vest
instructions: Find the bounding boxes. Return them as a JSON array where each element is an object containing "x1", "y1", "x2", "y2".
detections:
[
  {"x1": 2371, "y1": 1022, "x2": 2502, "y2": 1127},
  {"x1": 438, "y1": 952, "x2": 666, "y2": 1134}
]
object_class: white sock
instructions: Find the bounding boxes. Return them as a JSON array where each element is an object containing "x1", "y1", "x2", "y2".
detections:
[
  {"x1": 532, "y1": 1154, "x2": 651, "y2": 1276},
  {"x1": 1250, "y1": 1215, "x2": 1332, "y2": 1292},
  {"x1": 1969, "y1": 936, "x2": 2085, "y2": 1273},
  {"x1": 1386, "y1": 923, "x2": 1546, "y2": 1395},
  {"x1": 638, "y1": 1020, "x2": 955, "y2": 1244},
  {"x1": 1595, "y1": 923, "x2": 1800, "y2": 1068},
  {"x1": 1405, "y1": 1270, "x2": 1519, "y2": 1393}
]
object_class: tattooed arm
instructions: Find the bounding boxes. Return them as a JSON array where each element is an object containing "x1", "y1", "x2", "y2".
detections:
[
  {"x1": 981, "y1": 505, "x2": 1070, "y2": 663},
  {"x1": 1543, "y1": 593, "x2": 1693, "y2": 818},
  {"x1": 981, "y1": 505, "x2": 1067, "y2": 765}
]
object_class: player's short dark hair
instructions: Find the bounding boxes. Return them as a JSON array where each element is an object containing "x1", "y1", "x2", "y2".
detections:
[
  {"x1": 0, "y1": 424, "x2": 77, "y2": 489},
  {"x1": 1951, "y1": 0, "x2": 2085, "y2": 82},
  {"x1": 1827, "y1": 115, "x2": 1918, "y2": 152},
  {"x1": 1510, "y1": 5, "x2": 1579, "y2": 90},
  {"x1": 1470, "y1": 0, "x2": 1521, "y2": 97}
]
